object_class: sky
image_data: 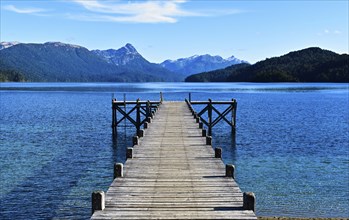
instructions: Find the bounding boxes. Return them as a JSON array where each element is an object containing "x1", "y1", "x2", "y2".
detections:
[{"x1": 0, "y1": 0, "x2": 348, "y2": 64}]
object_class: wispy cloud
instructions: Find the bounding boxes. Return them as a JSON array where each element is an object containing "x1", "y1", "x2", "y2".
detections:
[
  {"x1": 2, "y1": 1, "x2": 245, "y2": 24},
  {"x1": 70, "y1": 0, "x2": 242, "y2": 23},
  {"x1": 318, "y1": 29, "x2": 342, "y2": 36},
  {"x1": 3, "y1": 5, "x2": 47, "y2": 14}
]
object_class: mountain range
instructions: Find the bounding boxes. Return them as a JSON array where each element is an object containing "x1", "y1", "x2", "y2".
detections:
[
  {"x1": 160, "y1": 55, "x2": 248, "y2": 77},
  {"x1": 0, "y1": 41, "x2": 246, "y2": 82},
  {"x1": 0, "y1": 42, "x2": 181, "y2": 82},
  {"x1": 1, "y1": 42, "x2": 347, "y2": 83},
  {"x1": 185, "y1": 47, "x2": 349, "y2": 82}
]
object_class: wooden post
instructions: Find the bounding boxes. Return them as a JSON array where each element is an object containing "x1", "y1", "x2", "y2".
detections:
[
  {"x1": 136, "y1": 99, "x2": 141, "y2": 133},
  {"x1": 126, "y1": 148, "x2": 133, "y2": 159},
  {"x1": 232, "y1": 99, "x2": 237, "y2": 134},
  {"x1": 226, "y1": 164, "x2": 235, "y2": 179},
  {"x1": 206, "y1": 136, "x2": 212, "y2": 145},
  {"x1": 160, "y1": 92, "x2": 163, "y2": 103},
  {"x1": 111, "y1": 99, "x2": 117, "y2": 132},
  {"x1": 147, "y1": 117, "x2": 152, "y2": 123},
  {"x1": 133, "y1": 136, "x2": 139, "y2": 146},
  {"x1": 113, "y1": 163, "x2": 123, "y2": 178},
  {"x1": 202, "y1": 129, "x2": 207, "y2": 137},
  {"x1": 137, "y1": 129, "x2": 144, "y2": 137},
  {"x1": 196, "y1": 117, "x2": 200, "y2": 123},
  {"x1": 208, "y1": 99, "x2": 212, "y2": 136},
  {"x1": 112, "y1": 101, "x2": 115, "y2": 128},
  {"x1": 144, "y1": 122, "x2": 148, "y2": 129},
  {"x1": 146, "y1": 100, "x2": 150, "y2": 119},
  {"x1": 243, "y1": 192, "x2": 256, "y2": 212},
  {"x1": 199, "y1": 122, "x2": 203, "y2": 129},
  {"x1": 189, "y1": 93, "x2": 191, "y2": 103},
  {"x1": 92, "y1": 191, "x2": 105, "y2": 214},
  {"x1": 214, "y1": 147, "x2": 222, "y2": 158}
]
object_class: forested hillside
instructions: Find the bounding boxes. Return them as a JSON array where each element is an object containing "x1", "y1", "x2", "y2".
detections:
[{"x1": 186, "y1": 47, "x2": 349, "y2": 82}]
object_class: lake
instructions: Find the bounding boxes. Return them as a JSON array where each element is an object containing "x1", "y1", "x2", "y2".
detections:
[{"x1": 0, "y1": 82, "x2": 348, "y2": 219}]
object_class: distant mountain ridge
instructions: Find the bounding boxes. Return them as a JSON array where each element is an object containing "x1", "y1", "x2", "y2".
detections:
[
  {"x1": 93, "y1": 43, "x2": 140, "y2": 66},
  {"x1": 92, "y1": 44, "x2": 180, "y2": 81},
  {"x1": 0, "y1": 41, "x2": 20, "y2": 50},
  {"x1": 185, "y1": 47, "x2": 349, "y2": 82},
  {"x1": 0, "y1": 42, "x2": 125, "y2": 82},
  {"x1": 160, "y1": 54, "x2": 248, "y2": 77},
  {"x1": 0, "y1": 42, "x2": 180, "y2": 82}
]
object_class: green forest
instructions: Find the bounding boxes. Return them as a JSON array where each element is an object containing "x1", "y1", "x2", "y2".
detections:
[{"x1": 185, "y1": 47, "x2": 349, "y2": 82}]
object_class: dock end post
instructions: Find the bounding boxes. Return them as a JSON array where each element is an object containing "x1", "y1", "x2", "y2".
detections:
[
  {"x1": 92, "y1": 191, "x2": 105, "y2": 214},
  {"x1": 114, "y1": 163, "x2": 123, "y2": 178},
  {"x1": 243, "y1": 192, "x2": 256, "y2": 212}
]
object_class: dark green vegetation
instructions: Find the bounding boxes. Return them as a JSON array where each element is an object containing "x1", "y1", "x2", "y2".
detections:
[
  {"x1": 0, "y1": 42, "x2": 179, "y2": 82},
  {"x1": 185, "y1": 47, "x2": 349, "y2": 82},
  {"x1": 0, "y1": 69, "x2": 26, "y2": 82}
]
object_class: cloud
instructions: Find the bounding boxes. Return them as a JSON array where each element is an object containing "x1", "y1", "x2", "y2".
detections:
[
  {"x1": 317, "y1": 29, "x2": 342, "y2": 36},
  {"x1": 70, "y1": 0, "x2": 242, "y2": 23},
  {"x1": 3, "y1": 5, "x2": 46, "y2": 14},
  {"x1": 71, "y1": 0, "x2": 199, "y2": 23},
  {"x1": 3, "y1": 1, "x2": 245, "y2": 23}
]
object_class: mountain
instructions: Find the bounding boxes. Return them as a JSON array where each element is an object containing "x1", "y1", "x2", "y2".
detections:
[
  {"x1": 0, "y1": 41, "x2": 20, "y2": 50},
  {"x1": 161, "y1": 54, "x2": 248, "y2": 77},
  {"x1": 93, "y1": 44, "x2": 181, "y2": 81},
  {"x1": 0, "y1": 42, "x2": 180, "y2": 82},
  {"x1": 93, "y1": 43, "x2": 143, "y2": 66},
  {"x1": 185, "y1": 47, "x2": 349, "y2": 82}
]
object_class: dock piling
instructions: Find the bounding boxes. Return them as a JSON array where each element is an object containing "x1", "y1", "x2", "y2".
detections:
[
  {"x1": 215, "y1": 147, "x2": 222, "y2": 158},
  {"x1": 243, "y1": 192, "x2": 256, "y2": 212},
  {"x1": 199, "y1": 122, "x2": 203, "y2": 129},
  {"x1": 226, "y1": 164, "x2": 235, "y2": 178},
  {"x1": 126, "y1": 148, "x2": 133, "y2": 159},
  {"x1": 202, "y1": 129, "x2": 207, "y2": 137},
  {"x1": 92, "y1": 191, "x2": 105, "y2": 214},
  {"x1": 113, "y1": 163, "x2": 123, "y2": 178},
  {"x1": 137, "y1": 129, "x2": 144, "y2": 137},
  {"x1": 206, "y1": 136, "x2": 212, "y2": 145},
  {"x1": 133, "y1": 136, "x2": 139, "y2": 146}
]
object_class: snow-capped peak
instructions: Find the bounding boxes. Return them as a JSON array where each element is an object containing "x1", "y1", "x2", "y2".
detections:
[
  {"x1": 44, "y1": 41, "x2": 82, "y2": 48},
  {"x1": 119, "y1": 43, "x2": 138, "y2": 55},
  {"x1": 0, "y1": 41, "x2": 20, "y2": 50}
]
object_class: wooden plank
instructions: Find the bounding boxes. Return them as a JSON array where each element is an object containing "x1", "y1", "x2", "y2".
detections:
[{"x1": 91, "y1": 102, "x2": 256, "y2": 220}]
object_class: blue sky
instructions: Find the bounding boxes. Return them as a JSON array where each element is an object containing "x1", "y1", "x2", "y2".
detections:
[{"x1": 1, "y1": 0, "x2": 348, "y2": 64}]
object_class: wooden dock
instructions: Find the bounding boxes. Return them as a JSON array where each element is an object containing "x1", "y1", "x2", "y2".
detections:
[{"x1": 91, "y1": 101, "x2": 257, "y2": 219}]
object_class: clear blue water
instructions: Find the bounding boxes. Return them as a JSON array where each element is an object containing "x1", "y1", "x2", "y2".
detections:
[{"x1": 0, "y1": 82, "x2": 348, "y2": 219}]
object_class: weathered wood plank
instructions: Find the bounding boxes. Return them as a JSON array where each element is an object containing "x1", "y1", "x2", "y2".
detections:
[{"x1": 91, "y1": 102, "x2": 256, "y2": 220}]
